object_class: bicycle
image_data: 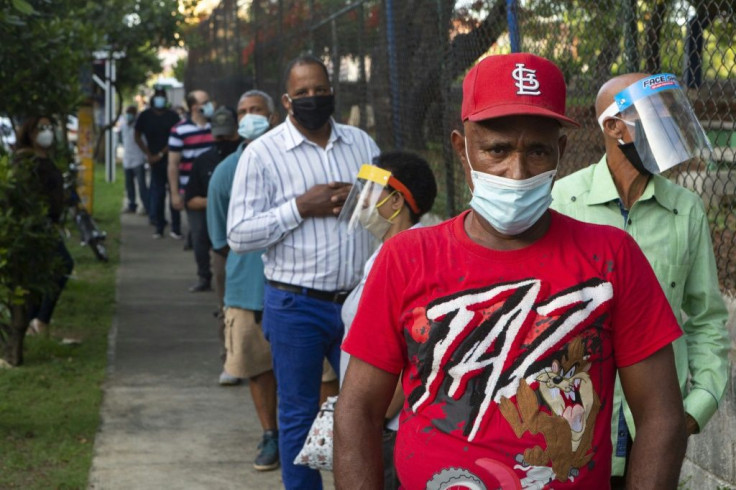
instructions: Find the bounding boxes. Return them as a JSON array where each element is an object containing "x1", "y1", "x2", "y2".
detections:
[{"x1": 62, "y1": 162, "x2": 109, "y2": 262}]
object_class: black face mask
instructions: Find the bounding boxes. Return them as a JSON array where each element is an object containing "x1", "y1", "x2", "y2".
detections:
[
  {"x1": 290, "y1": 95, "x2": 334, "y2": 131},
  {"x1": 216, "y1": 139, "x2": 241, "y2": 157},
  {"x1": 618, "y1": 120, "x2": 653, "y2": 176},
  {"x1": 618, "y1": 141, "x2": 652, "y2": 176}
]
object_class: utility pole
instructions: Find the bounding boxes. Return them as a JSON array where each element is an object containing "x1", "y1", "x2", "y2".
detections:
[{"x1": 92, "y1": 48, "x2": 125, "y2": 183}]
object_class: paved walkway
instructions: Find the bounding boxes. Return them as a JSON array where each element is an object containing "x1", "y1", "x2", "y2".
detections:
[{"x1": 88, "y1": 211, "x2": 335, "y2": 489}]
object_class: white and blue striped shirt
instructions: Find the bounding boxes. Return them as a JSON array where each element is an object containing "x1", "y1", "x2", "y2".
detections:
[{"x1": 227, "y1": 118, "x2": 380, "y2": 291}]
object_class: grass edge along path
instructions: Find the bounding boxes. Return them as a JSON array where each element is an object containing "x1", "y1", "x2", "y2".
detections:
[{"x1": 0, "y1": 164, "x2": 123, "y2": 489}]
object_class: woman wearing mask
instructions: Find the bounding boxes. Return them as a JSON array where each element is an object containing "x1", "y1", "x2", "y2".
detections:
[
  {"x1": 338, "y1": 150, "x2": 437, "y2": 490},
  {"x1": 15, "y1": 116, "x2": 74, "y2": 337}
]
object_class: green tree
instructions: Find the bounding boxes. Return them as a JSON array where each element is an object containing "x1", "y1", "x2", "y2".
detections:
[
  {"x1": 0, "y1": 154, "x2": 61, "y2": 366},
  {"x1": 0, "y1": 0, "x2": 193, "y2": 121},
  {"x1": 0, "y1": 0, "x2": 99, "y2": 119}
]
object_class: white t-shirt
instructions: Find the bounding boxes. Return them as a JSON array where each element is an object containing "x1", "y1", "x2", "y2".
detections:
[
  {"x1": 121, "y1": 121, "x2": 146, "y2": 169},
  {"x1": 340, "y1": 223, "x2": 423, "y2": 431}
]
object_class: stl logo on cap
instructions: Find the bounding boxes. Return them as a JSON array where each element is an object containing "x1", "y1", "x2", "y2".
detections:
[
  {"x1": 512, "y1": 63, "x2": 541, "y2": 96},
  {"x1": 461, "y1": 53, "x2": 580, "y2": 127}
]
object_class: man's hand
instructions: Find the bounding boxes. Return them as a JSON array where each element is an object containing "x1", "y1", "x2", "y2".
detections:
[
  {"x1": 686, "y1": 413, "x2": 700, "y2": 436},
  {"x1": 171, "y1": 192, "x2": 184, "y2": 211},
  {"x1": 295, "y1": 182, "x2": 352, "y2": 218},
  {"x1": 146, "y1": 152, "x2": 163, "y2": 164}
]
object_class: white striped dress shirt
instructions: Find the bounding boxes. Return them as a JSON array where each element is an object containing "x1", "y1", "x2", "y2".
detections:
[{"x1": 227, "y1": 118, "x2": 380, "y2": 291}]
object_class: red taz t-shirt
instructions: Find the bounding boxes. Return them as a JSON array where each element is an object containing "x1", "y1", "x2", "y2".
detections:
[{"x1": 342, "y1": 210, "x2": 681, "y2": 489}]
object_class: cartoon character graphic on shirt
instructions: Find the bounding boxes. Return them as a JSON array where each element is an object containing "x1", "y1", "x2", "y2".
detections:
[
  {"x1": 499, "y1": 336, "x2": 601, "y2": 484},
  {"x1": 535, "y1": 336, "x2": 599, "y2": 453},
  {"x1": 404, "y1": 278, "x2": 611, "y2": 488}
]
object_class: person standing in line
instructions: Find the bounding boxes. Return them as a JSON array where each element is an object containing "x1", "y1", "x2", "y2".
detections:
[
  {"x1": 550, "y1": 72, "x2": 730, "y2": 489},
  {"x1": 184, "y1": 106, "x2": 240, "y2": 293},
  {"x1": 227, "y1": 55, "x2": 380, "y2": 489},
  {"x1": 167, "y1": 90, "x2": 215, "y2": 242},
  {"x1": 338, "y1": 151, "x2": 438, "y2": 490},
  {"x1": 120, "y1": 105, "x2": 148, "y2": 215},
  {"x1": 335, "y1": 53, "x2": 686, "y2": 489},
  {"x1": 207, "y1": 89, "x2": 281, "y2": 470},
  {"x1": 134, "y1": 87, "x2": 180, "y2": 238}
]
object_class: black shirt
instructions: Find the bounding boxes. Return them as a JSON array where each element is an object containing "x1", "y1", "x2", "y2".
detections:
[
  {"x1": 185, "y1": 140, "x2": 242, "y2": 203},
  {"x1": 23, "y1": 155, "x2": 64, "y2": 223},
  {"x1": 134, "y1": 108, "x2": 180, "y2": 154}
]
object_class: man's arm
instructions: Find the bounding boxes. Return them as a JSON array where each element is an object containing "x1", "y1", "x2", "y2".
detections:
[
  {"x1": 207, "y1": 162, "x2": 231, "y2": 252},
  {"x1": 168, "y1": 150, "x2": 183, "y2": 210},
  {"x1": 186, "y1": 196, "x2": 207, "y2": 210},
  {"x1": 680, "y1": 204, "x2": 730, "y2": 434},
  {"x1": 620, "y1": 344, "x2": 687, "y2": 489},
  {"x1": 334, "y1": 357, "x2": 398, "y2": 490},
  {"x1": 226, "y1": 149, "x2": 352, "y2": 253},
  {"x1": 134, "y1": 129, "x2": 158, "y2": 164},
  {"x1": 185, "y1": 160, "x2": 207, "y2": 211}
]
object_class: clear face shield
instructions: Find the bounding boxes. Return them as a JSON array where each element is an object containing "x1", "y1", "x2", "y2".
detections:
[
  {"x1": 597, "y1": 73, "x2": 713, "y2": 174},
  {"x1": 338, "y1": 164, "x2": 393, "y2": 234},
  {"x1": 338, "y1": 164, "x2": 420, "y2": 236}
]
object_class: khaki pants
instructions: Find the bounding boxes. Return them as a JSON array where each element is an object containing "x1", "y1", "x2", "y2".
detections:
[{"x1": 223, "y1": 307, "x2": 273, "y2": 379}]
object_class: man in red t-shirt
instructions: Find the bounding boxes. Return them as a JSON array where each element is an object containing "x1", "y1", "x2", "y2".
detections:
[{"x1": 334, "y1": 53, "x2": 687, "y2": 489}]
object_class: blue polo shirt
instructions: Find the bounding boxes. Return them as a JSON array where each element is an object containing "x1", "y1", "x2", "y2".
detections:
[{"x1": 207, "y1": 142, "x2": 265, "y2": 311}]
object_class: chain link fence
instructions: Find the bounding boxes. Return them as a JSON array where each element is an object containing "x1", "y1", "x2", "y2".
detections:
[{"x1": 186, "y1": 0, "x2": 735, "y2": 293}]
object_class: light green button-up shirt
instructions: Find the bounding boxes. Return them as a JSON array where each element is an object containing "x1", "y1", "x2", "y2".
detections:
[{"x1": 551, "y1": 156, "x2": 730, "y2": 476}]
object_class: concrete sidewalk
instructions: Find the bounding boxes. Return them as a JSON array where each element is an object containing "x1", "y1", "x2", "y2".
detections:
[{"x1": 88, "y1": 212, "x2": 335, "y2": 489}]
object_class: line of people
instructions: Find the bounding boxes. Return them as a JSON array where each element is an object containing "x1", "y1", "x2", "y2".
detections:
[
  {"x1": 334, "y1": 54, "x2": 729, "y2": 490},
  {"x1": 120, "y1": 50, "x2": 729, "y2": 490}
]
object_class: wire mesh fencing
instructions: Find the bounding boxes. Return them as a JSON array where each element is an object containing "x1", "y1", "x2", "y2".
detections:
[{"x1": 185, "y1": 0, "x2": 735, "y2": 293}]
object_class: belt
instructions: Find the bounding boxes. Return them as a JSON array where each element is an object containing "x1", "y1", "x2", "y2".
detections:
[{"x1": 267, "y1": 280, "x2": 351, "y2": 305}]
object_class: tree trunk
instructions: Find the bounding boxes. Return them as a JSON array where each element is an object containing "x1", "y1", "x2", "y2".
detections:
[{"x1": 2, "y1": 303, "x2": 28, "y2": 366}]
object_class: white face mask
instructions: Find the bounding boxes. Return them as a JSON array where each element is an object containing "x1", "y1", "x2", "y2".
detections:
[
  {"x1": 200, "y1": 101, "x2": 214, "y2": 119},
  {"x1": 35, "y1": 129, "x2": 54, "y2": 149},
  {"x1": 358, "y1": 191, "x2": 400, "y2": 240},
  {"x1": 465, "y1": 137, "x2": 557, "y2": 236},
  {"x1": 152, "y1": 96, "x2": 166, "y2": 109},
  {"x1": 238, "y1": 113, "x2": 270, "y2": 140}
]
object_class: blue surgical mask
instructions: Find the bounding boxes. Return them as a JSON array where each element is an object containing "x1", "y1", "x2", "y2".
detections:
[
  {"x1": 125, "y1": 113, "x2": 135, "y2": 124},
  {"x1": 465, "y1": 138, "x2": 557, "y2": 236},
  {"x1": 152, "y1": 96, "x2": 166, "y2": 109},
  {"x1": 200, "y1": 101, "x2": 214, "y2": 119},
  {"x1": 238, "y1": 114, "x2": 270, "y2": 140}
]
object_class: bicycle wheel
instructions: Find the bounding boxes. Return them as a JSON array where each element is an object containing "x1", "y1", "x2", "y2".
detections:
[{"x1": 90, "y1": 240, "x2": 109, "y2": 262}]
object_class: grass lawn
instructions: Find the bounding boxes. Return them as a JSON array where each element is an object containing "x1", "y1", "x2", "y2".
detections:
[{"x1": 0, "y1": 164, "x2": 123, "y2": 489}]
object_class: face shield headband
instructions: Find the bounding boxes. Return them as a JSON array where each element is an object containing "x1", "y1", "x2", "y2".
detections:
[
  {"x1": 338, "y1": 164, "x2": 420, "y2": 235},
  {"x1": 597, "y1": 73, "x2": 713, "y2": 174}
]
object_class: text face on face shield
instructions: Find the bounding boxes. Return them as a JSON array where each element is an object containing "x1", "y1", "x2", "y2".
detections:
[{"x1": 616, "y1": 75, "x2": 713, "y2": 173}]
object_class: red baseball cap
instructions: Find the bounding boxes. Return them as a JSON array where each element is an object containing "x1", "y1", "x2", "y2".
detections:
[{"x1": 461, "y1": 53, "x2": 579, "y2": 127}]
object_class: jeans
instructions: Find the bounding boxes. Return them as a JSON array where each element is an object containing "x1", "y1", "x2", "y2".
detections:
[
  {"x1": 124, "y1": 165, "x2": 148, "y2": 213},
  {"x1": 262, "y1": 284, "x2": 343, "y2": 490},
  {"x1": 30, "y1": 239, "x2": 74, "y2": 324},
  {"x1": 186, "y1": 209, "x2": 211, "y2": 283},
  {"x1": 148, "y1": 158, "x2": 180, "y2": 235}
]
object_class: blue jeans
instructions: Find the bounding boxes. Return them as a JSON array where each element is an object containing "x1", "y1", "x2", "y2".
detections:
[
  {"x1": 124, "y1": 165, "x2": 148, "y2": 213},
  {"x1": 262, "y1": 284, "x2": 343, "y2": 490},
  {"x1": 148, "y1": 159, "x2": 180, "y2": 234}
]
